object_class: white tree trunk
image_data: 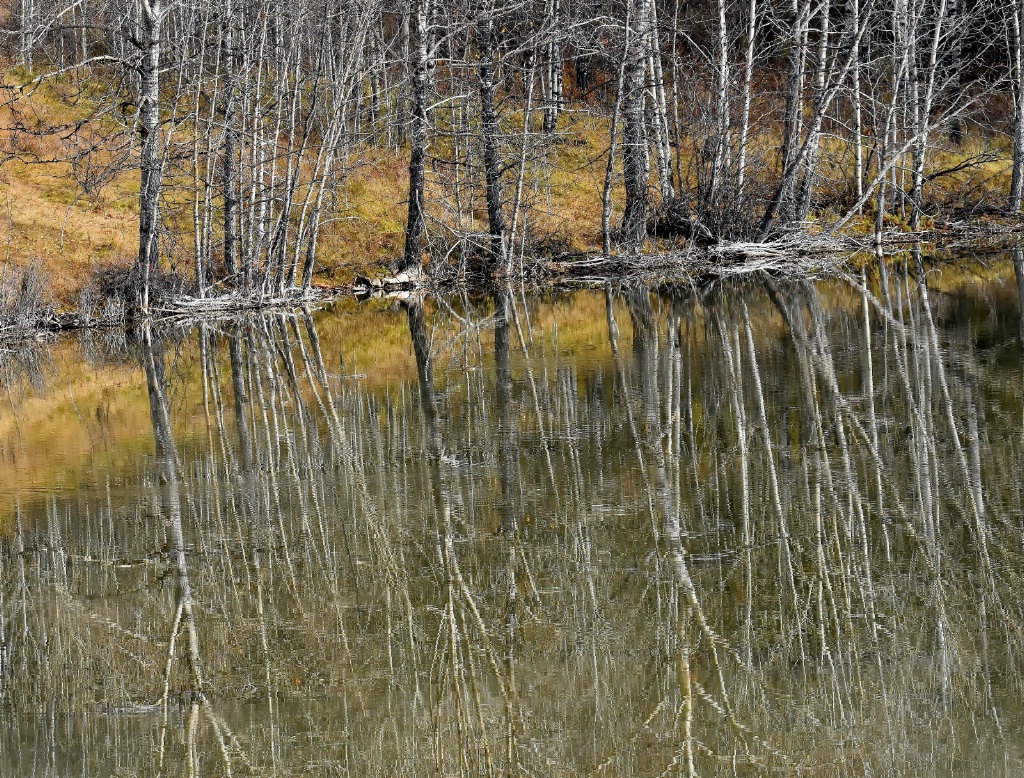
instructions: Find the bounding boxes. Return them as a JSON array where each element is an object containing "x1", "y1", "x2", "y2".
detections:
[
  {"x1": 710, "y1": 0, "x2": 731, "y2": 210},
  {"x1": 621, "y1": 0, "x2": 650, "y2": 249},
  {"x1": 1011, "y1": 0, "x2": 1024, "y2": 210},
  {"x1": 910, "y1": 0, "x2": 949, "y2": 228},
  {"x1": 646, "y1": 0, "x2": 674, "y2": 202},
  {"x1": 138, "y1": 0, "x2": 164, "y2": 315}
]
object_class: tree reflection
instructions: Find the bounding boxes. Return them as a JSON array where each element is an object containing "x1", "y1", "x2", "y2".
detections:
[{"x1": 1, "y1": 270, "x2": 1024, "y2": 776}]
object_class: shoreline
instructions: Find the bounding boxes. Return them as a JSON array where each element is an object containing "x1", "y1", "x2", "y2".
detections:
[{"x1": 2, "y1": 221, "x2": 1022, "y2": 345}]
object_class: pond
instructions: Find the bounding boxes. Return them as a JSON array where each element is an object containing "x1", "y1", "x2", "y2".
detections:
[{"x1": 1, "y1": 252, "x2": 1023, "y2": 776}]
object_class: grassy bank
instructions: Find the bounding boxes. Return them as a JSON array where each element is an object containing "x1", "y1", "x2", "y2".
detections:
[{"x1": 1, "y1": 70, "x2": 1020, "y2": 317}]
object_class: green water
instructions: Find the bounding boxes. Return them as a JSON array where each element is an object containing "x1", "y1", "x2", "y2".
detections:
[{"x1": 1, "y1": 256, "x2": 1023, "y2": 776}]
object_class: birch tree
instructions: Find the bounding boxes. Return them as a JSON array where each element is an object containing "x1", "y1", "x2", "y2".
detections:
[
  {"x1": 475, "y1": 0, "x2": 508, "y2": 266},
  {"x1": 137, "y1": 0, "x2": 164, "y2": 314},
  {"x1": 621, "y1": 0, "x2": 651, "y2": 250},
  {"x1": 1011, "y1": 0, "x2": 1024, "y2": 211}
]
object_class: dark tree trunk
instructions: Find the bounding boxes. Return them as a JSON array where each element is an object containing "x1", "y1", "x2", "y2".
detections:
[
  {"x1": 223, "y1": 0, "x2": 239, "y2": 282},
  {"x1": 402, "y1": 0, "x2": 432, "y2": 270},
  {"x1": 477, "y1": 1, "x2": 507, "y2": 266},
  {"x1": 575, "y1": 54, "x2": 591, "y2": 96}
]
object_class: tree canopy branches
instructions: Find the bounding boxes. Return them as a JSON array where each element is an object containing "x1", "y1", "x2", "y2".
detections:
[{"x1": 2, "y1": 0, "x2": 1021, "y2": 307}]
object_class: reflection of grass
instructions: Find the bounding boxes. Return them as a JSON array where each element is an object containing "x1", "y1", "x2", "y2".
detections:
[
  {"x1": 4, "y1": 258, "x2": 1016, "y2": 536},
  {"x1": 0, "y1": 345, "x2": 153, "y2": 530},
  {"x1": 0, "y1": 292, "x2": 622, "y2": 530}
]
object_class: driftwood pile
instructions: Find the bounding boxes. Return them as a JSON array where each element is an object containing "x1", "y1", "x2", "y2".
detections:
[
  {"x1": 539, "y1": 234, "x2": 848, "y2": 285},
  {"x1": 150, "y1": 287, "x2": 335, "y2": 316}
]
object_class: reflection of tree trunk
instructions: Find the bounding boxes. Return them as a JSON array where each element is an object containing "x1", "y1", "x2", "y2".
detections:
[
  {"x1": 620, "y1": 286, "x2": 744, "y2": 745},
  {"x1": 145, "y1": 326, "x2": 243, "y2": 772},
  {"x1": 749, "y1": 287, "x2": 807, "y2": 664},
  {"x1": 228, "y1": 329, "x2": 253, "y2": 472},
  {"x1": 142, "y1": 325, "x2": 204, "y2": 695},
  {"x1": 626, "y1": 287, "x2": 658, "y2": 417},
  {"x1": 494, "y1": 290, "x2": 519, "y2": 533},
  {"x1": 715, "y1": 308, "x2": 752, "y2": 666},
  {"x1": 494, "y1": 288, "x2": 523, "y2": 744},
  {"x1": 405, "y1": 298, "x2": 519, "y2": 769},
  {"x1": 625, "y1": 285, "x2": 672, "y2": 530},
  {"x1": 605, "y1": 283, "x2": 620, "y2": 353},
  {"x1": 912, "y1": 254, "x2": 991, "y2": 577},
  {"x1": 407, "y1": 300, "x2": 438, "y2": 437},
  {"x1": 1013, "y1": 246, "x2": 1024, "y2": 345},
  {"x1": 860, "y1": 269, "x2": 890, "y2": 559}
]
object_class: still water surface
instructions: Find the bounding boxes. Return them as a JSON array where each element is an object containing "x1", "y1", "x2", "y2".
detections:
[{"x1": 1, "y1": 256, "x2": 1023, "y2": 776}]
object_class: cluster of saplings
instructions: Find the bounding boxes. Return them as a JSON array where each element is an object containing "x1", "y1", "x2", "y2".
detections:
[{"x1": 4, "y1": 0, "x2": 1023, "y2": 312}]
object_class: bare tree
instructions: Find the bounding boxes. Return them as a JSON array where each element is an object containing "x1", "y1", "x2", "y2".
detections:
[
  {"x1": 1011, "y1": 0, "x2": 1024, "y2": 211},
  {"x1": 403, "y1": 0, "x2": 434, "y2": 270},
  {"x1": 475, "y1": 0, "x2": 508, "y2": 266},
  {"x1": 138, "y1": 0, "x2": 165, "y2": 314},
  {"x1": 621, "y1": 0, "x2": 650, "y2": 250}
]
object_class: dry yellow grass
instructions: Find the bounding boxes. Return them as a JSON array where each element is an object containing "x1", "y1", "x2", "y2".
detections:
[
  {"x1": 0, "y1": 67, "x2": 1018, "y2": 307},
  {"x1": 0, "y1": 73, "x2": 141, "y2": 302},
  {"x1": 316, "y1": 150, "x2": 411, "y2": 282}
]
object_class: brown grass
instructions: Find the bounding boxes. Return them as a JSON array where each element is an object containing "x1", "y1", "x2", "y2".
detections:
[{"x1": 0, "y1": 67, "x2": 1018, "y2": 307}]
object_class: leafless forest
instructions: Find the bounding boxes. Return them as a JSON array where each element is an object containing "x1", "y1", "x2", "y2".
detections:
[{"x1": 2, "y1": 0, "x2": 1023, "y2": 309}]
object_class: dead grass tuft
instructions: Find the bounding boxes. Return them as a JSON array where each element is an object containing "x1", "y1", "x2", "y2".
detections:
[{"x1": 0, "y1": 261, "x2": 53, "y2": 331}]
